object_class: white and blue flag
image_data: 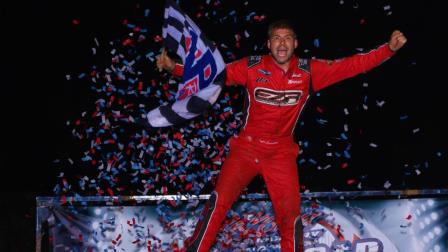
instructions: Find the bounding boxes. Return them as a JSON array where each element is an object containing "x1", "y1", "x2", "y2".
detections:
[{"x1": 146, "y1": 0, "x2": 226, "y2": 127}]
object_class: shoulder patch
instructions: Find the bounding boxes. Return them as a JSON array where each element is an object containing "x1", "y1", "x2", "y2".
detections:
[
  {"x1": 298, "y1": 58, "x2": 310, "y2": 73},
  {"x1": 247, "y1": 55, "x2": 262, "y2": 68}
]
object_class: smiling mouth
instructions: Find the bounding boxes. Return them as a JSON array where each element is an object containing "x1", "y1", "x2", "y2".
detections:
[{"x1": 277, "y1": 49, "x2": 288, "y2": 57}]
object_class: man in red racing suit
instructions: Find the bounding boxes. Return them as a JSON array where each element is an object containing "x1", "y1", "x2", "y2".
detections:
[{"x1": 157, "y1": 19, "x2": 407, "y2": 252}]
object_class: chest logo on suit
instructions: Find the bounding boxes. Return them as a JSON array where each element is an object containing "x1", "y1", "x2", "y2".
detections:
[{"x1": 254, "y1": 87, "x2": 302, "y2": 106}]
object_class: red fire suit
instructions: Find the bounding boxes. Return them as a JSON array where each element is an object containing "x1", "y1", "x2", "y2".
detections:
[{"x1": 173, "y1": 43, "x2": 395, "y2": 251}]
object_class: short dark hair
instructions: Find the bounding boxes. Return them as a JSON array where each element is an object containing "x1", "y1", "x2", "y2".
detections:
[{"x1": 267, "y1": 19, "x2": 297, "y2": 38}]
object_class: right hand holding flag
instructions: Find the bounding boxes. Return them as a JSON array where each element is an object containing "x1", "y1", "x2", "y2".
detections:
[{"x1": 156, "y1": 48, "x2": 175, "y2": 72}]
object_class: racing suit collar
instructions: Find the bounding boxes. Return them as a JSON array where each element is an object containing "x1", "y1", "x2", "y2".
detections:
[{"x1": 267, "y1": 54, "x2": 299, "y2": 76}]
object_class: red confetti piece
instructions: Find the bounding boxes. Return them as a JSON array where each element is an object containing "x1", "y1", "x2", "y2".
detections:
[{"x1": 347, "y1": 179, "x2": 356, "y2": 185}]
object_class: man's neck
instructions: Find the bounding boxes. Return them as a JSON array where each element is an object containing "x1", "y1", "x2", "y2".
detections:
[
  {"x1": 269, "y1": 54, "x2": 294, "y2": 73},
  {"x1": 274, "y1": 61, "x2": 290, "y2": 73}
]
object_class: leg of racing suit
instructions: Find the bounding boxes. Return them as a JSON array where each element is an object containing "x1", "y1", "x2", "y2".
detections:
[
  {"x1": 261, "y1": 140, "x2": 302, "y2": 252},
  {"x1": 186, "y1": 136, "x2": 260, "y2": 251}
]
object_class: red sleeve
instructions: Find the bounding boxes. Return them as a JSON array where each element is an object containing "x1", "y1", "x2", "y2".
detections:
[
  {"x1": 171, "y1": 58, "x2": 248, "y2": 87},
  {"x1": 224, "y1": 57, "x2": 248, "y2": 87},
  {"x1": 172, "y1": 63, "x2": 184, "y2": 77},
  {"x1": 311, "y1": 43, "x2": 395, "y2": 91}
]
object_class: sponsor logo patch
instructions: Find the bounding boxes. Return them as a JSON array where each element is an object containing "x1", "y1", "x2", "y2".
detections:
[
  {"x1": 258, "y1": 69, "x2": 272, "y2": 76},
  {"x1": 256, "y1": 77, "x2": 269, "y2": 83},
  {"x1": 288, "y1": 79, "x2": 302, "y2": 84},
  {"x1": 254, "y1": 87, "x2": 302, "y2": 106}
]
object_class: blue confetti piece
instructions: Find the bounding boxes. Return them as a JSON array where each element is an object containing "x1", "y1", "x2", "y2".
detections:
[
  {"x1": 246, "y1": 12, "x2": 256, "y2": 21},
  {"x1": 316, "y1": 118, "x2": 328, "y2": 125},
  {"x1": 132, "y1": 163, "x2": 141, "y2": 170},
  {"x1": 303, "y1": 141, "x2": 309, "y2": 148}
]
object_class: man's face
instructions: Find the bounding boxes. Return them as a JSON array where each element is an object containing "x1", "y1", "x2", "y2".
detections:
[{"x1": 267, "y1": 28, "x2": 298, "y2": 66}]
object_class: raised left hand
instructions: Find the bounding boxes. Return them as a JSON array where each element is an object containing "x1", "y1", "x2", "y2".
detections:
[{"x1": 388, "y1": 30, "x2": 407, "y2": 52}]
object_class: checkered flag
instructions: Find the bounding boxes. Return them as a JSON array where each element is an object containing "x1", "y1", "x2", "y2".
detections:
[{"x1": 146, "y1": 0, "x2": 226, "y2": 127}]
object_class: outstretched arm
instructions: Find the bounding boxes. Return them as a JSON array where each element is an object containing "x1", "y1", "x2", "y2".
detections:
[
  {"x1": 311, "y1": 30, "x2": 407, "y2": 91},
  {"x1": 156, "y1": 47, "x2": 248, "y2": 86}
]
